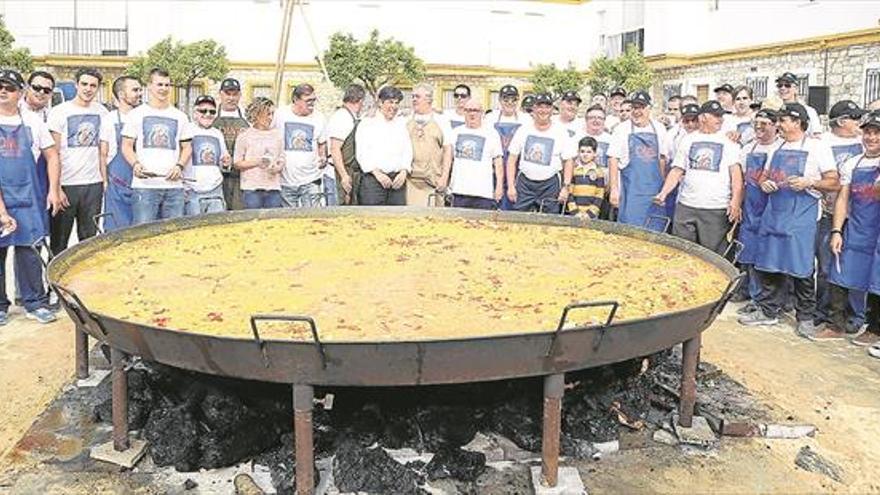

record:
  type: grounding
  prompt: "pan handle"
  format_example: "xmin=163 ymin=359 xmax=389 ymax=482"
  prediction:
xmin=538 ymin=198 xmax=565 ymax=216
xmin=30 ymin=238 xmax=54 ymax=269
xmin=51 ymin=283 xmax=108 ymax=339
xmin=703 ymin=272 xmax=746 ymax=325
xmin=250 ymin=314 xmax=325 ymax=369
xmin=723 ymin=239 xmax=744 ymax=264
xmin=92 ymin=213 xmax=114 ymax=235
xmin=427 ymin=192 xmax=450 ymax=208
xmin=548 ymin=300 xmax=619 ymax=357
xmin=644 ymin=214 xmax=671 ymax=232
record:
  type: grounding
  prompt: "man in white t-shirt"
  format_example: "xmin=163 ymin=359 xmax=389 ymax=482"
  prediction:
xmin=775 ymin=72 xmax=822 ymax=136
xmin=121 ymin=68 xmax=193 ymax=225
xmin=506 ymin=93 xmax=575 ymax=213
xmin=47 ymin=67 xmax=109 ymax=255
xmin=326 ymin=84 xmax=365 ymax=205
xmin=21 ymin=71 xmax=54 ymax=123
xmin=486 ymin=84 xmax=531 ymax=211
xmin=654 ymin=101 xmax=743 ymax=254
xmin=552 ymin=91 xmax=583 ymax=139
xmin=437 ymin=98 xmax=503 ymax=209
xmin=184 ymin=95 xmax=230 ymax=215
xmin=0 ymin=69 xmax=63 ymax=324
xmin=605 ymin=87 xmax=626 ymax=132
xmin=275 ymin=83 xmax=326 ymax=208
xmin=574 ymin=104 xmax=613 ymax=168
xmin=739 ymin=103 xmax=839 ymax=337
xmin=608 ymin=91 xmax=672 ymax=231
xmin=443 ymin=84 xmax=470 ymax=129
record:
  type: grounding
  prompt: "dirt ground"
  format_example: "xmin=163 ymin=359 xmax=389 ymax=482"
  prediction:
xmin=0 ymin=302 xmax=879 ymax=494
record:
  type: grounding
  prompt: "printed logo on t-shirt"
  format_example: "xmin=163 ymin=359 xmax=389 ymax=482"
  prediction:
xmin=142 ymin=116 xmax=178 ymax=150
xmin=284 ymin=122 xmax=315 ymax=152
xmin=596 ymin=141 xmax=609 ymax=168
xmin=66 ymin=114 xmax=100 ymax=148
xmin=745 ymin=152 xmax=768 ymax=186
xmin=455 ymin=134 xmax=486 ymax=161
xmin=192 ymin=135 xmax=221 ymax=166
xmin=523 ymin=135 xmax=554 ymax=167
xmin=850 ymin=167 xmax=880 ymax=202
xmin=566 ymin=129 xmax=576 ymax=138
xmin=0 ymin=125 xmax=30 ymax=159
xmin=831 ymin=143 xmax=864 ymax=167
xmin=687 ymin=142 xmax=723 ymax=172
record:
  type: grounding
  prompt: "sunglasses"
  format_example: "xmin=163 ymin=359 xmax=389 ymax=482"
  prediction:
xmin=776 ymin=83 xmax=793 ymax=89
xmin=0 ymin=83 xmax=19 ymax=93
xmin=30 ymin=84 xmax=53 ymax=95
xmin=453 ymin=93 xmax=469 ymax=98
xmin=196 ymin=108 xmax=217 ymax=116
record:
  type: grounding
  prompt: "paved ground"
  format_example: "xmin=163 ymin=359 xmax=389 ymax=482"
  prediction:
xmin=0 ymin=302 xmax=878 ymax=494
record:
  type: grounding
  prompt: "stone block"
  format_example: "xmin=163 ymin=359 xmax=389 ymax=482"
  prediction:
xmin=530 ymin=466 xmax=587 ymax=495
xmin=90 ymin=439 xmax=148 ymax=469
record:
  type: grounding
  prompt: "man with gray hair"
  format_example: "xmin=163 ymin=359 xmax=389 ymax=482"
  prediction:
xmin=326 ymin=84 xmax=366 ymax=205
xmin=275 ymin=83 xmax=327 ymax=207
xmin=407 ymin=82 xmax=452 ymax=206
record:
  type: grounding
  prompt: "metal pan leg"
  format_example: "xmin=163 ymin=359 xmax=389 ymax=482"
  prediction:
xmin=111 ymin=347 xmax=129 ymax=451
xmin=541 ymin=373 xmax=565 ymax=487
xmin=75 ymin=327 xmax=89 ymax=379
xmin=678 ymin=335 xmax=701 ymax=428
xmin=293 ymin=384 xmax=315 ymax=495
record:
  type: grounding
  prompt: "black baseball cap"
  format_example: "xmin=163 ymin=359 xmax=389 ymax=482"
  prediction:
xmin=754 ymin=108 xmax=778 ymax=122
xmin=713 ymin=83 xmax=734 ymax=94
xmin=779 ymin=102 xmax=809 ymax=122
xmin=680 ymin=103 xmax=699 ymax=117
xmin=521 ymin=95 xmax=536 ymax=110
xmin=629 ymin=91 xmax=651 ymax=107
xmin=220 ymin=78 xmax=241 ymax=92
xmin=194 ymin=94 xmax=216 ymax=107
xmin=0 ymin=69 xmax=25 ymax=90
xmin=560 ymin=90 xmax=582 ymax=103
xmin=749 ymin=101 xmax=763 ymax=111
xmin=829 ymin=100 xmax=867 ymax=120
xmin=499 ymin=84 xmax=518 ymax=98
xmin=699 ymin=100 xmax=725 ymax=117
xmin=533 ymin=93 xmax=554 ymax=106
xmin=860 ymin=111 xmax=880 ymax=130
xmin=776 ymin=72 xmax=799 ymax=85
xmin=609 ymin=86 xmax=627 ymax=98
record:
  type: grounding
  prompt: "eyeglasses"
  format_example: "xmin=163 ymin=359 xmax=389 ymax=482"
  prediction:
xmin=304 ymin=97 xmax=318 ymax=104
xmin=776 ymin=83 xmax=793 ymax=89
xmin=453 ymin=93 xmax=469 ymax=98
xmin=586 ymin=115 xmax=605 ymax=120
xmin=30 ymin=84 xmax=52 ymax=95
xmin=196 ymin=108 xmax=217 ymax=116
xmin=0 ymin=83 xmax=19 ymax=93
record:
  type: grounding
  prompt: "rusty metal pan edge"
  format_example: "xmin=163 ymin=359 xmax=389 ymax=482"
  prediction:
xmin=48 ymin=207 xmax=739 ymax=347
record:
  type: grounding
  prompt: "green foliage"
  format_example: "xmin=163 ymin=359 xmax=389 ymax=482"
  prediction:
xmin=0 ymin=16 xmax=33 ymax=73
xmin=127 ymin=37 xmax=229 ymax=108
xmin=585 ymin=45 xmax=654 ymax=95
xmin=324 ymin=30 xmax=425 ymax=98
xmin=529 ymin=63 xmax=585 ymax=98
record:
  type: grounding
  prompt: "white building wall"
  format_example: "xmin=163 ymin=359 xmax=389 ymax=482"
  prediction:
xmin=0 ymin=0 xmax=599 ymax=69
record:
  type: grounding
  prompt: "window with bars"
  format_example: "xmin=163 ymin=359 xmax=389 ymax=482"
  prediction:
xmin=251 ymin=85 xmax=273 ymax=102
xmin=489 ymin=91 xmax=500 ymax=110
xmin=865 ymin=68 xmax=880 ymax=107
xmin=796 ymin=74 xmax=810 ymax=99
xmin=746 ymin=76 xmax=768 ymax=100
xmin=442 ymin=89 xmax=456 ymax=110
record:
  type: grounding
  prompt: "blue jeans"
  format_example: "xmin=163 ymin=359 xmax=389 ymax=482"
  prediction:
xmin=0 ymin=246 xmax=48 ymax=312
xmin=323 ymin=175 xmax=339 ymax=206
xmin=132 ymin=188 xmax=185 ymax=225
xmin=242 ymin=190 xmax=283 ymax=209
xmin=281 ymin=182 xmax=322 ymax=208
xmin=184 ymin=185 xmax=226 ymax=216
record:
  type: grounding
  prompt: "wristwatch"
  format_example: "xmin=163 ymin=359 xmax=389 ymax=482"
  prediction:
xmin=175 ymin=163 xmax=185 ymax=171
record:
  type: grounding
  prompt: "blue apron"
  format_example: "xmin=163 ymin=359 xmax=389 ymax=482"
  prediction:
xmin=0 ymin=117 xmax=49 ymax=247
xmin=619 ymin=122 xmax=666 ymax=231
xmin=756 ymin=142 xmax=817 ymax=278
xmin=103 ymin=111 xmax=133 ymax=231
xmin=736 ymin=121 xmax=755 ymax=146
xmin=494 ymin=114 xmax=523 ymax=211
xmin=830 ymin=157 xmax=880 ymax=291
xmin=738 ymin=144 xmax=769 ymax=265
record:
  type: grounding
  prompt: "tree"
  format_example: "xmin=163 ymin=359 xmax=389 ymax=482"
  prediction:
xmin=585 ymin=45 xmax=654 ymax=96
xmin=324 ymin=30 xmax=425 ymax=98
xmin=529 ymin=63 xmax=585 ymax=98
xmin=0 ymin=16 xmax=33 ymax=73
xmin=128 ymin=37 xmax=229 ymax=110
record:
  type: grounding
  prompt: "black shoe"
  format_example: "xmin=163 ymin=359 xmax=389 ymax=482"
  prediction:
xmin=728 ymin=292 xmax=748 ymax=303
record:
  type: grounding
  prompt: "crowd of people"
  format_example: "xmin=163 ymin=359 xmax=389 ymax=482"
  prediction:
xmin=0 ymin=64 xmax=879 ymax=360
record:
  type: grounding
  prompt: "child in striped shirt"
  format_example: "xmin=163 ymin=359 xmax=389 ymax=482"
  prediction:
xmin=567 ymin=136 xmax=607 ymax=218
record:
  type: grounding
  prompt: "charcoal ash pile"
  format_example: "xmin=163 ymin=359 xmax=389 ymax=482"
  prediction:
xmin=90 ymin=348 xmax=765 ymax=494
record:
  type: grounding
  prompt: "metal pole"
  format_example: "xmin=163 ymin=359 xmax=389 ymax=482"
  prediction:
xmin=293 ymin=384 xmax=315 ymax=495
xmin=298 ymin=2 xmax=330 ymax=82
xmin=75 ymin=328 xmax=89 ymax=380
xmin=273 ymin=0 xmax=296 ymax=105
xmin=679 ymin=335 xmax=701 ymax=428
xmin=111 ymin=347 xmax=129 ymax=451
xmin=541 ymin=373 xmax=565 ymax=487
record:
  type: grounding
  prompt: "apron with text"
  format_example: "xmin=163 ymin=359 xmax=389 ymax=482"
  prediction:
xmin=737 ymin=145 xmax=769 ymax=265
xmin=830 ymin=158 xmax=880 ymax=291
xmin=619 ymin=122 xmax=665 ymax=232
xmin=0 ymin=119 xmax=48 ymax=247
xmin=103 ymin=111 xmax=133 ymax=232
xmin=494 ymin=114 xmax=523 ymax=211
